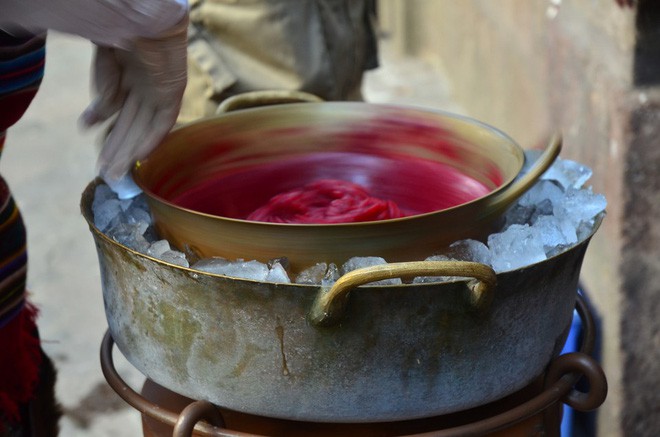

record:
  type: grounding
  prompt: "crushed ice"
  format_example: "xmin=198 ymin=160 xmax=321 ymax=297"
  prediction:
xmin=92 ymin=151 xmax=606 ymax=284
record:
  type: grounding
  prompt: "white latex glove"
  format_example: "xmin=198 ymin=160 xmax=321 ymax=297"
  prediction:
xmin=81 ymin=16 xmax=188 ymax=186
xmin=1 ymin=0 xmax=187 ymax=49
xmin=2 ymin=0 xmax=188 ymax=196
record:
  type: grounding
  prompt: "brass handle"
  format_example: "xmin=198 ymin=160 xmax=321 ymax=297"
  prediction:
xmin=308 ymin=261 xmax=497 ymax=327
xmin=483 ymin=133 xmax=562 ymax=215
xmin=216 ymin=90 xmax=323 ymax=114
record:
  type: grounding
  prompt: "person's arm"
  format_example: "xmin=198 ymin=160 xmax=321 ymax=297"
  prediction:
xmin=1 ymin=0 xmax=186 ymax=48
xmin=1 ymin=0 xmax=188 ymax=194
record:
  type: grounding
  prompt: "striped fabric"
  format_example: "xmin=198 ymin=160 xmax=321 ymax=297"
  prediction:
xmin=0 ymin=30 xmax=47 ymax=428
xmin=0 ymin=41 xmax=45 ymax=94
xmin=0 ymin=176 xmax=28 ymax=329
xmin=0 ymin=30 xmax=45 ymax=327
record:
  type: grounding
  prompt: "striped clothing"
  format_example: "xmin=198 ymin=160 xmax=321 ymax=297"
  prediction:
xmin=0 ymin=30 xmax=46 ymax=429
xmin=0 ymin=32 xmax=46 ymax=149
xmin=0 ymin=180 xmax=28 ymax=329
xmin=0 ymin=30 xmax=45 ymax=328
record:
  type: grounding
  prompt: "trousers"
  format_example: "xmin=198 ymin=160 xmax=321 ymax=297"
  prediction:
xmin=178 ymin=0 xmax=378 ymax=123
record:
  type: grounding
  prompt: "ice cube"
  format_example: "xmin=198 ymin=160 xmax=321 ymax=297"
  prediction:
xmin=533 ymin=215 xmax=578 ymax=254
xmin=130 ymin=194 xmax=151 ymax=212
xmin=341 ymin=257 xmax=402 ymax=286
xmin=447 ymin=239 xmax=492 ymax=265
xmin=158 ymin=250 xmax=190 ymax=268
xmin=266 ymin=262 xmax=291 ymax=284
xmin=413 ymin=254 xmax=455 ymax=283
xmin=119 ymin=198 xmax=133 ymax=212
xmin=236 ymin=261 xmax=268 ymax=280
xmin=295 ymin=263 xmax=328 ymax=285
xmin=193 ymin=259 xmax=269 ymax=281
xmin=542 ymin=158 xmax=593 ymax=190
xmin=503 ymin=203 xmax=536 ymax=228
xmin=521 ymin=152 xmax=592 ymax=189
xmin=192 ymin=257 xmax=231 ymax=273
xmin=109 ymin=222 xmax=150 ymax=252
xmin=576 ymin=218 xmax=599 ymax=241
xmin=531 ymin=198 xmax=554 ymax=220
xmin=147 ymin=240 xmax=171 ymax=258
xmin=93 ymin=197 xmax=122 ymax=232
xmin=504 ymin=180 xmax=561 ymax=228
xmin=321 ymin=263 xmax=340 ymax=287
xmin=341 ymin=256 xmax=389 ymax=273
xmin=487 ymin=224 xmax=547 ymax=272
xmin=518 ymin=180 xmax=564 ymax=208
xmin=229 ymin=260 xmax=270 ymax=281
xmin=124 ymin=200 xmax=152 ymax=225
xmin=553 ymin=187 xmax=607 ymax=228
xmin=93 ymin=184 xmax=116 ymax=205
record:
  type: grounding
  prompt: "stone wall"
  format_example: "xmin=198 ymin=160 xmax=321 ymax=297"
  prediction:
xmin=376 ymin=0 xmax=660 ymax=435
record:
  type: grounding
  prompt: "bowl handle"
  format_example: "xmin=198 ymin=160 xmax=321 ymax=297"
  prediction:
xmin=308 ymin=261 xmax=497 ymax=327
xmin=216 ymin=90 xmax=323 ymax=114
xmin=484 ymin=132 xmax=563 ymax=214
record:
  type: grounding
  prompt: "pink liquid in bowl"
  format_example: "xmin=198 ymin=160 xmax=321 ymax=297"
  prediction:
xmin=171 ymin=151 xmax=494 ymax=224
xmin=246 ymin=179 xmax=406 ymax=224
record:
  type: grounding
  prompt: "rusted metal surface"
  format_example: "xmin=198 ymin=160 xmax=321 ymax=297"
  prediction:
xmin=84 ymin=180 xmax=600 ymax=422
xmin=102 ymin=296 xmax=606 ymax=436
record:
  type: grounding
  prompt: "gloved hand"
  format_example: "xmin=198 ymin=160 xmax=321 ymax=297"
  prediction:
xmin=82 ymin=16 xmax=188 ymax=188
xmin=2 ymin=0 xmax=189 ymax=196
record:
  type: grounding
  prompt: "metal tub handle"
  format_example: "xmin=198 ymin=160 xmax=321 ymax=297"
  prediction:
xmin=216 ymin=90 xmax=323 ymax=114
xmin=308 ymin=260 xmax=497 ymax=327
xmin=481 ymin=133 xmax=562 ymax=216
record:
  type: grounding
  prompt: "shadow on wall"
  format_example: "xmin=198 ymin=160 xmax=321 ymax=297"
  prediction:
xmin=634 ymin=0 xmax=660 ymax=85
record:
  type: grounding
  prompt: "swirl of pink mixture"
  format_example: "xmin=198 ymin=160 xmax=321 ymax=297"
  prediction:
xmin=246 ymin=179 xmax=406 ymax=224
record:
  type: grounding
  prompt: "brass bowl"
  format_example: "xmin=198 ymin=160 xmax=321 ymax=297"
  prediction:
xmin=133 ymin=102 xmax=559 ymax=273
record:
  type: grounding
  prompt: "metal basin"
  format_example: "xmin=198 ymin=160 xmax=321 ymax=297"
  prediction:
xmin=81 ymin=180 xmax=599 ymax=423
